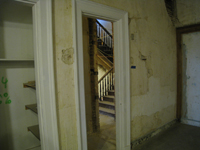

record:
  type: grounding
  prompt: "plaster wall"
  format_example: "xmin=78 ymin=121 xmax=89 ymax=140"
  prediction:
xmin=52 ymin=0 xmax=177 ymax=149
xmin=181 ymin=32 xmax=200 ymax=127
xmin=52 ymin=0 xmax=78 ymax=149
xmin=176 ymin=0 xmax=200 ymax=27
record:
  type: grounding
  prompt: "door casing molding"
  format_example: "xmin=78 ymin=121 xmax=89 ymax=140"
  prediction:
xmin=72 ymin=0 xmax=131 ymax=150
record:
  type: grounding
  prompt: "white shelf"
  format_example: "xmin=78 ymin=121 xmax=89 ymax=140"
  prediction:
xmin=0 ymin=59 xmax=34 ymax=62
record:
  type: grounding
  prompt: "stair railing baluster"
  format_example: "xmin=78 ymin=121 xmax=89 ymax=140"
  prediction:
xmin=98 ymin=68 xmax=113 ymax=101
xmin=100 ymin=81 xmax=101 ymax=100
xmin=104 ymin=78 xmax=106 ymax=96
xmin=102 ymin=80 xmax=104 ymax=97
xmin=111 ymin=70 xmax=113 ymax=89
xmin=109 ymin=72 xmax=111 ymax=90
xmin=107 ymin=75 xmax=109 ymax=92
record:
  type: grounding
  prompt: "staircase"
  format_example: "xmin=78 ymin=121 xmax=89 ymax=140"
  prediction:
xmin=98 ymin=68 xmax=115 ymax=118
xmin=96 ymin=20 xmax=115 ymax=118
xmin=96 ymin=20 xmax=113 ymax=63
xmin=99 ymin=89 xmax=115 ymax=118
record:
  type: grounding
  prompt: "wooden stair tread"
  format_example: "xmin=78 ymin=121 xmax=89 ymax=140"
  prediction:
xmin=104 ymin=95 xmax=115 ymax=99
xmin=28 ymin=125 xmax=40 ymax=140
xmin=99 ymin=101 xmax=114 ymax=106
xmin=99 ymin=107 xmax=115 ymax=114
xmin=109 ymin=90 xmax=115 ymax=92
xmin=25 ymin=104 xmax=37 ymax=114
xmin=23 ymin=81 xmax=36 ymax=89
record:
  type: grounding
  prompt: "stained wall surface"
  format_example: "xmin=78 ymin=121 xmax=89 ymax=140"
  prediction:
xmin=52 ymin=0 xmax=177 ymax=149
xmin=90 ymin=0 xmax=177 ymax=141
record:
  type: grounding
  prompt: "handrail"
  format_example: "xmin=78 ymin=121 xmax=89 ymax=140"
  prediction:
xmin=98 ymin=67 xmax=113 ymax=83
xmin=98 ymin=67 xmax=114 ymax=100
xmin=96 ymin=20 xmax=112 ymax=38
xmin=96 ymin=20 xmax=113 ymax=60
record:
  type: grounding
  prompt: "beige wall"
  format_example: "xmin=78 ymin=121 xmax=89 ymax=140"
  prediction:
xmin=52 ymin=0 xmax=78 ymax=149
xmin=52 ymin=0 xmax=177 ymax=149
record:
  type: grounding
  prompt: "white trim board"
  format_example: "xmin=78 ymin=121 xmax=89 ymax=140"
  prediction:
xmin=73 ymin=0 xmax=131 ymax=150
xmin=14 ymin=0 xmax=60 ymax=150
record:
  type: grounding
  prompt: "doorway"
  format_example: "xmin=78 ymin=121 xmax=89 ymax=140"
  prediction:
xmin=177 ymin=24 xmax=200 ymax=127
xmin=73 ymin=1 xmax=131 ymax=150
xmin=82 ymin=17 xmax=116 ymax=150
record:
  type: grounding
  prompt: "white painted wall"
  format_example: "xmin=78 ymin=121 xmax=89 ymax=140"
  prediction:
xmin=0 ymin=2 xmax=40 ymax=150
xmin=182 ymin=32 xmax=200 ymax=127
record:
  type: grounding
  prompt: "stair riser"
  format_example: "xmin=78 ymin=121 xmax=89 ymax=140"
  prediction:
xmin=99 ymin=103 xmax=115 ymax=110
xmin=108 ymin=91 xmax=114 ymax=96
xmin=103 ymin=97 xmax=114 ymax=102
xmin=99 ymin=110 xmax=115 ymax=118
xmin=112 ymin=85 xmax=114 ymax=90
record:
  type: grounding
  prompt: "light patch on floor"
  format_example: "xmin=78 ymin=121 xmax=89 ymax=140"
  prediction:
xmin=87 ymin=114 xmax=116 ymax=150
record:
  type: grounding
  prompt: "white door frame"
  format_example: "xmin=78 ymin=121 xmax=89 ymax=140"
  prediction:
xmin=73 ymin=0 xmax=131 ymax=150
xmin=15 ymin=0 xmax=60 ymax=150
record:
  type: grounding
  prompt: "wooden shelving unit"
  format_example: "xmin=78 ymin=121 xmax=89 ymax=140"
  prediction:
xmin=0 ymin=59 xmax=34 ymax=61
xmin=25 ymin=104 xmax=38 ymax=114
xmin=27 ymin=125 xmax=40 ymax=140
xmin=24 ymin=81 xmax=40 ymax=141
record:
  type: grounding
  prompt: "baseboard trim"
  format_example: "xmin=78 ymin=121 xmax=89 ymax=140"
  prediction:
xmin=131 ymin=119 xmax=177 ymax=149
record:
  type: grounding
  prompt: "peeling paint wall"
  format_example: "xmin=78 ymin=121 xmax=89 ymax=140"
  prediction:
xmin=52 ymin=0 xmax=177 ymax=149
xmin=176 ymin=0 xmax=200 ymax=27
